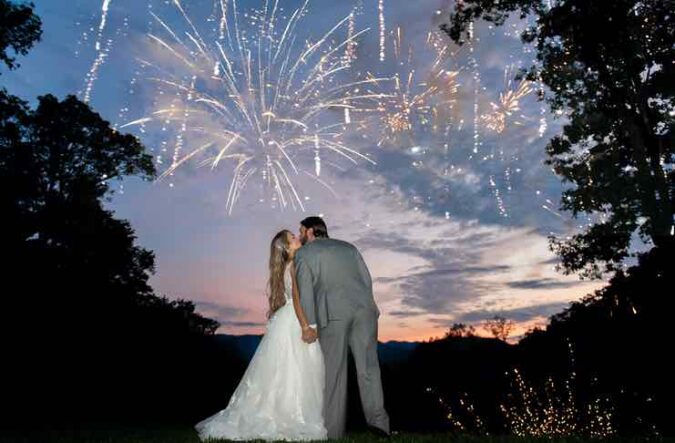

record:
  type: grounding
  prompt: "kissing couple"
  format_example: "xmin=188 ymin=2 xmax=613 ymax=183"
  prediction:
xmin=196 ymin=216 xmax=391 ymax=441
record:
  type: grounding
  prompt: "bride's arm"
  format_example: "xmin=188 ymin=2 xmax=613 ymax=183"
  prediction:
xmin=290 ymin=262 xmax=311 ymax=330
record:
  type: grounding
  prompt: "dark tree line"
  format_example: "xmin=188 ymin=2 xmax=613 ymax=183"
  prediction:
xmin=376 ymin=242 xmax=674 ymax=436
xmin=0 ymin=0 xmax=40 ymax=71
xmin=374 ymin=2 xmax=675 ymax=435
xmin=0 ymin=0 xmax=245 ymax=428
xmin=443 ymin=0 xmax=674 ymax=279
xmin=368 ymin=1 xmax=675 ymax=435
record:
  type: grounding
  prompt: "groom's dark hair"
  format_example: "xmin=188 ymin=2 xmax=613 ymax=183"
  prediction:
xmin=301 ymin=216 xmax=329 ymax=238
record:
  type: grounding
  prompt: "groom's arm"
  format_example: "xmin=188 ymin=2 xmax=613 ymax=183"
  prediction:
xmin=354 ymin=247 xmax=373 ymax=293
xmin=294 ymin=249 xmax=317 ymax=326
xmin=354 ymin=246 xmax=380 ymax=315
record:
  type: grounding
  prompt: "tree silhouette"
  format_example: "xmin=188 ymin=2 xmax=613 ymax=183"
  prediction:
xmin=483 ymin=315 xmax=514 ymax=341
xmin=445 ymin=323 xmax=476 ymax=338
xmin=1 ymin=92 xmax=156 ymax=292
xmin=0 ymin=4 xmax=245 ymax=426
xmin=0 ymin=90 xmax=247 ymax=426
xmin=518 ymin=241 xmax=674 ymax=435
xmin=0 ymin=0 xmax=41 ymax=71
xmin=2 ymin=93 xmax=155 ymax=245
xmin=443 ymin=0 xmax=674 ymax=278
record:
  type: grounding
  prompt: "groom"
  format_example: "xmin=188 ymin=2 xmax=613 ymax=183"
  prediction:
xmin=294 ymin=216 xmax=390 ymax=439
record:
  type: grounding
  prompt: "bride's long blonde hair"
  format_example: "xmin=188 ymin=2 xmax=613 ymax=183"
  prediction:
xmin=267 ymin=230 xmax=291 ymax=318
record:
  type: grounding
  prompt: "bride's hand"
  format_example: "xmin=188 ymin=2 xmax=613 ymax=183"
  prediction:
xmin=301 ymin=325 xmax=317 ymax=343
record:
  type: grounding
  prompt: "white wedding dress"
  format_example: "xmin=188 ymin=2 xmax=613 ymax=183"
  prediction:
xmin=195 ymin=263 xmax=327 ymax=441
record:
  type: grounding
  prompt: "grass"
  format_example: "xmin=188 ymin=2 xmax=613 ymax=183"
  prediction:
xmin=0 ymin=426 xmax=673 ymax=443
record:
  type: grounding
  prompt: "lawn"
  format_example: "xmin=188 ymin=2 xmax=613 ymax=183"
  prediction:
xmin=0 ymin=425 xmax=672 ymax=443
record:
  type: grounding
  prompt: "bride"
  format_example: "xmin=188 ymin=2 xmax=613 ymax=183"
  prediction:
xmin=195 ymin=230 xmax=327 ymax=441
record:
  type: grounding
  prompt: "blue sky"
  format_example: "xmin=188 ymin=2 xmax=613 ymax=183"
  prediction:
xmin=4 ymin=0 xmax=607 ymax=341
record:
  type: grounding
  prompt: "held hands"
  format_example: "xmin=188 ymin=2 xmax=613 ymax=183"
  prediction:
xmin=301 ymin=325 xmax=318 ymax=344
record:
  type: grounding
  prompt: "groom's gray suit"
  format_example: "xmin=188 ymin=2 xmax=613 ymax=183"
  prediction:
xmin=295 ymin=237 xmax=390 ymax=439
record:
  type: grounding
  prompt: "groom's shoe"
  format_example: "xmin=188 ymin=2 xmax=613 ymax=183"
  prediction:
xmin=366 ymin=425 xmax=391 ymax=439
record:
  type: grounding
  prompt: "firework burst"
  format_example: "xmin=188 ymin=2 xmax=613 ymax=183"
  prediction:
xmin=367 ymin=27 xmax=461 ymax=147
xmin=123 ymin=0 xmax=384 ymax=214
xmin=481 ymin=66 xmax=534 ymax=134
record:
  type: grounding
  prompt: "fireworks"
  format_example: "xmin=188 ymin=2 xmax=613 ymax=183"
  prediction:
xmin=537 ymin=74 xmax=548 ymax=137
xmin=378 ymin=0 xmax=386 ymax=62
xmin=468 ymin=21 xmax=481 ymax=157
xmin=435 ymin=369 xmax=615 ymax=438
xmin=122 ymin=0 xmax=384 ymax=214
xmin=344 ymin=11 xmax=357 ymax=65
xmin=369 ymin=27 xmax=461 ymax=146
xmin=82 ymin=0 xmax=114 ymax=103
xmin=500 ymin=367 xmax=615 ymax=438
xmin=73 ymin=0 xmax=560 ymax=219
xmin=481 ymin=67 xmax=534 ymax=134
xmin=427 ymin=341 xmax=618 ymax=438
xmin=499 ymin=343 xmax=615 ymax=438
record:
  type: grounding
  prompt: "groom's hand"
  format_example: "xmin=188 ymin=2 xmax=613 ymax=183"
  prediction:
xmin=302 ymin=326 xmax=318 ymax=343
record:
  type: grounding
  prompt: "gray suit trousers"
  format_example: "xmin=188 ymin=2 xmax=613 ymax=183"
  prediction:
xmin=318 ymin=306 xmax=390 ymax=439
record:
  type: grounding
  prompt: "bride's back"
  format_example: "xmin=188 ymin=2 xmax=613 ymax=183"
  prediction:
xmin=283 ymin=263 xmax=293 ymax=302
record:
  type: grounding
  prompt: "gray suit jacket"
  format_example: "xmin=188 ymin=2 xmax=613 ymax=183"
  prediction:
xmin=294 ymin=238 xmax=380 ymax=329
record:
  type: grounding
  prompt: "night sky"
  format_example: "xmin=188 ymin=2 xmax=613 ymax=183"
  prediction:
xmin=4 ymin=0 xmax=608 ymax=341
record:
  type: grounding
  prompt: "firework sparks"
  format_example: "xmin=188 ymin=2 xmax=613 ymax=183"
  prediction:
xmin=537 ymin=72 xmax=548 ymax=137
xmin=124 ymin=0 xmax=382 ymax=214
xmin=481 ymin=66 xmax=534 ymax=133
xmin=82 ymin=0 xmax=114 ymax=102
xmin=500 ymin=367 xmax=615 ymax=438
xmin=345 ymin=11 xmax=357 ymax=65
xmin=434 ymin=346 xmax=616 ymax=438
xmin=468 ymin=21 xmax=481 ymax=157
xmin=378 ymin=0 xmax=386 ymax=62
xmin=368 ymin=27 xmax=461 ymax=146
xmin=488 ymin=175 xmax=508 ymax=217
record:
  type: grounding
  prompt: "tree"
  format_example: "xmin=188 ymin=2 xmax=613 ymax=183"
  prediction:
xmin=0 ymin=91 xmax=157 ymax=320
xmin=1 ymin=93 xmax=155 ymax=248
xmin=0 ymin=0 xmax=41 ymax=71
xmin=445 ymin=323 xmax=476 ymax=338
xmin=443 ymin=0 xmax=674 ymax=278
xmin=517 ymin=241 xmax=675 ymax=434
xmin=0 ymin=92 xmax=225 ymax=339
xmin=0 ymin=5 xmax=241 ymax=425
xmin=483 ymin=315 xmax=514 ymax=341
xmin=0 ymin=92 xmax=230 ymax=425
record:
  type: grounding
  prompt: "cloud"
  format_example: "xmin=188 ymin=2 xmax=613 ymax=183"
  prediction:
xmin=376 ymin=265 xmax=512 ymax=284
xmin=195 ymin=301 xmax=267 ymax=328
xmin=388 ymin=310 xmax=427 ymax=318
xmin=506 ymin=278 xmax=582 ymax=290
xmin=313 ymin=176 xmax=606 ymax=340
xmin=195 ymin=301 xmax=249 ymax=323
xmin=450 ymin=301 xmax=572 ymax=324
xmin=218 ymin=320 xmax=267 ymax=328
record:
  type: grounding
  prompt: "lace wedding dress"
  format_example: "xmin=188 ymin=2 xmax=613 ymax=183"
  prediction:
xmin=195 ymin=263 xmax=327 ymax=441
